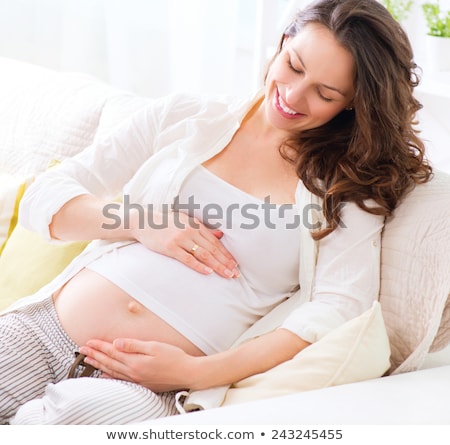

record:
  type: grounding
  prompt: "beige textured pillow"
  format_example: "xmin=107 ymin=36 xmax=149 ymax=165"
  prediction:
xmin=222 ymin=302 xmax=390 ymax=406
xmin=380 ymin=170 xmax=450 ymax=374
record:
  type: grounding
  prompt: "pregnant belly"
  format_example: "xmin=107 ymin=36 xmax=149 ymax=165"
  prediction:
xmin=53 ymin=268 xmax=205 ymax=356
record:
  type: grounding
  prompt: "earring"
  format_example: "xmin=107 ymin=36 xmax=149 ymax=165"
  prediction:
xmin=346 ymin=107 xmax=353 ymax=111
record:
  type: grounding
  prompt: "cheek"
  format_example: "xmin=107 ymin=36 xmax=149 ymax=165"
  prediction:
xmin=311 ymin=101 xmax=344 ymax=122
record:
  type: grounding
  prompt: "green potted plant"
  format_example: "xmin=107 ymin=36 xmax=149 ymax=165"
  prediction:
xmin=380 ymin=0 xmax=414 ymax=22
xmin=422 ymin=2 xmax=450 ymax=71
xmin=422 ymin=2 xmax=450 ymax=36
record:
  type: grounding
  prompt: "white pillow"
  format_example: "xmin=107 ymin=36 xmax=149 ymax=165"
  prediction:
xmin=222 ymin=301 xmax=390 ymax=406
xmin=0 ymin=57 xmax=144 ymax=177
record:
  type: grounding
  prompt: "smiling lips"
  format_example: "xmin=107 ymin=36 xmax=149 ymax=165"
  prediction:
xmin=275 ymin=90 xmax=305 ymax=119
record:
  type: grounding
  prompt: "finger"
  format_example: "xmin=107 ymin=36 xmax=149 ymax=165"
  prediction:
xmin=181 ymin=216 xmax=233 ymax=264
xmin=83 ymin=339 xmax=117 ymax=356
xmin=176 ymin=248 xmax=215 ymax=275
xmin=80 ymin=345 xmax=133 ymax=381
xmin=166 ymin=215 xmax=239 ymax=277
xmin=199 ymin=228 xmax=237 ymax=266
xmin=180 ymin=245 xmax=237 ymax=278
xmin=196 ymin=231 xmax=240 ymax=276
xmin=188 ymin=241 xmax=239 ymax=278
xmin=211 ymin=229 xmax=223 ymax=239
xmin=81 ymin=339 xmax=115 ymax=360
xmin=81 ymin=341 xmax=130 ymax=370
xmin=112 ymin=338 xmax=155 ymax=354
xmin=80 ymin=341 xmax=124 ymax=365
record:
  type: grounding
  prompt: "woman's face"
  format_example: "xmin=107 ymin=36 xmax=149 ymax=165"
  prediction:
xmin=264 ymin=22 xmax=355 ymax=137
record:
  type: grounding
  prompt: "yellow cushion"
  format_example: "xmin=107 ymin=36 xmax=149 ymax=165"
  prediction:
xmin=222 ymin=301 xmax=391 ymax=406
xmin=0 ymin=173 xmax=30 ymax=254
xmin=0 ymin=224 xmax=88 ymax=311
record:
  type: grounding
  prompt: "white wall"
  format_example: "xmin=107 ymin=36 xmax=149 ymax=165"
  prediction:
xmin=0 ymin=0 xmax=447 ymax=95
xmin=0 ymin=0 xmax=448 ymax=170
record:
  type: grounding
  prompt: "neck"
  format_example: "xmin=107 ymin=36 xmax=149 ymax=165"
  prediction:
xmin=242 ymin=97 xmax=290 ymax=147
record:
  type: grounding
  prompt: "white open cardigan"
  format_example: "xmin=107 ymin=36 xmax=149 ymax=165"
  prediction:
xmin=11 ymin=91 xmax=323 ymax=329
xmin=6 ymin=91 xmax=383 ymax=409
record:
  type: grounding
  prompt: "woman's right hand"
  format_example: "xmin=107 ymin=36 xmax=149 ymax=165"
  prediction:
xmin=49 ymin=194 xmax=239 ymax=279
xmin=129 ymin=208 xmax=239 ymax=279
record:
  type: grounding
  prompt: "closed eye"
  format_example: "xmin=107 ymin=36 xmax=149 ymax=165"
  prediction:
xmin=287 ymin=54 xmax=336 ymax=102
xmin=287 ymin=58 xmax=303 ymax=74
xmin=317 ymin=89 xmax=333 ymax=102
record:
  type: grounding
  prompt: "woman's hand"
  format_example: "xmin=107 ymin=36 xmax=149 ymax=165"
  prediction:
xmin=129 ymin=209 xmax=239 ymax=279
xmin=80 ymin=329 xmax=309 ymax=392
xmin=80 ymin=339 xmax=200 ymax=392
xmin=50 ymin=194 xmax=239 ymax=279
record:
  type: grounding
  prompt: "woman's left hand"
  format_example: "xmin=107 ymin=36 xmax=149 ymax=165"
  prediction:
xmin=79 ymin=339 xmax=198 ymax=392
xmin=80 ymin=329 xmax=309 ymax=393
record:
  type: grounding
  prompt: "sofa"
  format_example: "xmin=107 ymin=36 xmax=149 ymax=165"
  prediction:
xmin=1 ymin=56 xmax=449 ymax=424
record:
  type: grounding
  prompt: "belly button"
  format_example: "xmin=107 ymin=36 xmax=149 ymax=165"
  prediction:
xmin=127 ymin=300 xmax=141 ymax=314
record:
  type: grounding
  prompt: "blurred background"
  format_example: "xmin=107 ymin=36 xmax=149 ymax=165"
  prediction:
xmin=0 ymin=0 xmax=446 ymax=98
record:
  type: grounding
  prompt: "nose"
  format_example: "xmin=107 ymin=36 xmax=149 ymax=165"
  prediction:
xmin=284 ymin=78 xmax=308 ymax=107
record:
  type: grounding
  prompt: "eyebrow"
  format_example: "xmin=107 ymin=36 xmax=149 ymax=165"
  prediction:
xmin=291 ymin=49 xmax=347 ymax=97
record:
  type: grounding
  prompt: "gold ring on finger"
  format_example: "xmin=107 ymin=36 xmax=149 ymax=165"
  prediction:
xmin=190 ymin=244 xmax=199 ymax=255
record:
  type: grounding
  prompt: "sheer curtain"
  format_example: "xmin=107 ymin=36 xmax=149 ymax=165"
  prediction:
xmin=0 ymin=0 xmax=441 ymax=98
xmin=0 ymin=0 xmax=276 ymax=97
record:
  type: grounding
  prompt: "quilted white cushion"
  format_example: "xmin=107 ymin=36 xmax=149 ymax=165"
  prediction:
xmin=380 ymin=170 xmax=450 ymax=373
xmin=0 ymin=57 xmax=148 ymax=177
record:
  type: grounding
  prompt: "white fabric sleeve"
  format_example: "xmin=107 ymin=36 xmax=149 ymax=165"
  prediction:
xmin=281 ymin=202 xmax=384 ymax=343
xmin=18 ymin=103 xmax=160 ymax=241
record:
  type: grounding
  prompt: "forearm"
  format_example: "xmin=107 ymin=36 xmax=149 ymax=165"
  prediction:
xmin=49 ymin=194 xmax=138 ymax=242
xmin=189 ymin=328 xmax=310 ymax=390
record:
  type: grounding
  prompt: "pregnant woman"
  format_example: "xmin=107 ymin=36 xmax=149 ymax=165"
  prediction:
xmin=0 ymin=0 xmax=431 ymax=424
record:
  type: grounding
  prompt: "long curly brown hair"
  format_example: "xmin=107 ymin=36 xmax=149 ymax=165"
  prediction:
xmin=270 ymin=0 xmax=432 ymax=239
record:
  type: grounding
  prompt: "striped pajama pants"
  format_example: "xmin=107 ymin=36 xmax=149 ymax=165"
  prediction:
xmin=0 ymin=297 xmax=179 ymax=424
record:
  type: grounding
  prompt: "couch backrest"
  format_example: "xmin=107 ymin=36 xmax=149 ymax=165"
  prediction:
xmin=0 ymin=57 xmax=150 ymax=177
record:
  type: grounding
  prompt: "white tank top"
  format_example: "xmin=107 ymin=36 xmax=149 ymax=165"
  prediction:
xmin=87 ymin=165 xmax=301 ymax=354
